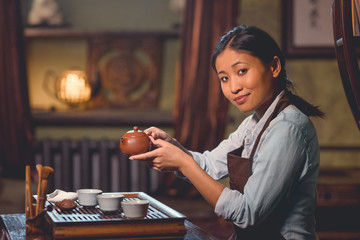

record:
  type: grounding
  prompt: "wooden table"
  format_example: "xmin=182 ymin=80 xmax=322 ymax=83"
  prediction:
xmin=0 ymin=214 xmax=219 ymax=240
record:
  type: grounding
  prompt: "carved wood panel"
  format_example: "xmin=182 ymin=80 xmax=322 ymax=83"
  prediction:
xmin=87 ymin=34 xmax=163 ymax=109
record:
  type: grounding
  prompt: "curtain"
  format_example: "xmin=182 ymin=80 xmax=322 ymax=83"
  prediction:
xmin=0 ymin=0 xmax=34 ymax=179
xmin=161 ymin=0 xmax=238 ymax=197
xmin=174 ymin=0 xmax=238 ymax=152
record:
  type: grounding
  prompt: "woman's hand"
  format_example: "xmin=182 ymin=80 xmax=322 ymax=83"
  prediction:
xmin=144 ymin=127 xmax=172 ymax=142
xmin=130 ymin=132 xmax=225 ymax=207
xmin=129 ymin=137 xmax=191 ymax=172
xmin=144 ymin=127 xmax=192 ymax=157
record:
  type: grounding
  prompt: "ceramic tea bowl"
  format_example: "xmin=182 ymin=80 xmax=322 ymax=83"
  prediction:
xmin=121 ymin=199 xmax=149 ymax=218
xmin=97 ymin=193 xmax=124 ymax=212
xmin=76 ymin=189 xmax=103 ymax=207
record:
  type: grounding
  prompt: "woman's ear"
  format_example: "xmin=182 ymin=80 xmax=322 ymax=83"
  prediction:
xmin=271 ymin=56 xmax=281 ymax=78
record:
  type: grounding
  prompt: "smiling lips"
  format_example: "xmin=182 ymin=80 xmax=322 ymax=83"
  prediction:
xmin=234 ymin=94 xmax=250 ymax=105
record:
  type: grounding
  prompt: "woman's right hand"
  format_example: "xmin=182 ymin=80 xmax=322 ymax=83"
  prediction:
xmin=144 ymin=127 xmax=172 ymax=142
xmin=144 ymin=126 xmax=192 ymax=157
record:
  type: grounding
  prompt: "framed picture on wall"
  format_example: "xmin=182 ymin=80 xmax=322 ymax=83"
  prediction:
xmin=282 ymin=0 xmax=335 ymax=58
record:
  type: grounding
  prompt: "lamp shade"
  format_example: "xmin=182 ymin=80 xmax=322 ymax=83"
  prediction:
xmin=56 ymin=70 xmax=91 ymax=106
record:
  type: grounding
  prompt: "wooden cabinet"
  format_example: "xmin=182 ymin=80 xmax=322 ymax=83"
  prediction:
xmin=316 ymin=168 xmax=360 ymax=240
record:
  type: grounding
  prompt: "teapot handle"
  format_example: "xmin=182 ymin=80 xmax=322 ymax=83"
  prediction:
xmin=42 ymin=70 xmax=59 ymax=101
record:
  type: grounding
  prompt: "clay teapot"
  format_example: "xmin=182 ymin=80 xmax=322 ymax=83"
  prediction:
xmin=120 ymin=126 xmax=151 ymax=156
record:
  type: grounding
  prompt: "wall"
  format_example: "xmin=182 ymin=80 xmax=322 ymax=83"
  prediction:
xmin=25 ymin=0 xmax=360 ymax=167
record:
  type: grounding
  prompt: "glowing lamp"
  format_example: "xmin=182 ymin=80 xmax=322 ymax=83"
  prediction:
xmin=55 ymin=70 xmax=91 ymax=107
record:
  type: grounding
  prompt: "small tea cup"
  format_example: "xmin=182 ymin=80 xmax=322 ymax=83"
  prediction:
xmin=97 ymin=193 xmax=124 ymax=212
xmin=76 ymin=189 xmax=103 ymax=207
xmin=121 ymin=199 xmax=149 ymax=218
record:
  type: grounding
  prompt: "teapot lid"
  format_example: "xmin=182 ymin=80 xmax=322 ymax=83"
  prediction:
xmin=124 ymin=126 xmax=147 ymax=137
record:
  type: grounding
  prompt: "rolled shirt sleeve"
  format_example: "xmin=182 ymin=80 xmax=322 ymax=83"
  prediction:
xmin=189 ymin=116 xmax=252 ymax=181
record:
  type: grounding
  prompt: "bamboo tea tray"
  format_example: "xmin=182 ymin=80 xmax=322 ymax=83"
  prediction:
xmin=44 ymin=192 xmax=187 ymax=239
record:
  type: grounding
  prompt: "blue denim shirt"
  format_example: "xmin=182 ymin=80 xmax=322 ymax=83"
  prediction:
xmin=190 ymin=92 xmax=319 ymax=240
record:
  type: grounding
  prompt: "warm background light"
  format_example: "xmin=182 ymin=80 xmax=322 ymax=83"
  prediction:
xmin=56 ymin=70 xmax=91 ymax=106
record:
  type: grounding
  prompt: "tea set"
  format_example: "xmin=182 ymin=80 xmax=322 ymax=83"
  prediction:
xmin=47 ymin=188 xmax=149 ymax=218
xmin=45 ymin=126 xmax=151 ymax=218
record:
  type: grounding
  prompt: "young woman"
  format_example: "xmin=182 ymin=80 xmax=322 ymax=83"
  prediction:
xmin=130 ymin=25 xmax=324 ymax=240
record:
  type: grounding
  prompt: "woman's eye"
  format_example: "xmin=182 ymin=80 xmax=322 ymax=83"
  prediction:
xmin=220 ymin=76 xmax=228 ymax=82
xmin=238 ymin=69 xmax=247 ymax=75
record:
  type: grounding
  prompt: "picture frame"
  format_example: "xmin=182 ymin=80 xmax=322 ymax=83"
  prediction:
xmin=282 ymin=0 xmax=335 ymax=58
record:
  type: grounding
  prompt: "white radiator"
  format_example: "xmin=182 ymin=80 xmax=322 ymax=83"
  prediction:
xmin=33 ymin=138 xmax=162 ymax=194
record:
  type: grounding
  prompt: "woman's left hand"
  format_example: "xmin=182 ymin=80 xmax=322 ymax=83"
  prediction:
xmin=129 ymin=137 xmax=191 ymax=172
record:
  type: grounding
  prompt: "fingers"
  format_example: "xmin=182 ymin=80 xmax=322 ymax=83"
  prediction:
xmin=144 ymin=127 xmax=172 ymax=142
xmin=144 ymin=127 xmax=157 ymax=135
xmin=129 ymin=151 xmax=153 ymax=160
xmin=129 ymin=139 xmax=170 ymax=160
xmin=148 ymin=136 xmax=156 ymax=144
xmin=129 ymin=137 xmax=180 ymax=173
xmin=144 ymin=127 xmax=162 ymax=138
xmin=150 ymin=138 xmax=171 ymax=149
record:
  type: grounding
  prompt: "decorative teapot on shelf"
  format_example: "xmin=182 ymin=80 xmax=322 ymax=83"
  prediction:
xmin=119 ymin=126 xmax=151 ymax=156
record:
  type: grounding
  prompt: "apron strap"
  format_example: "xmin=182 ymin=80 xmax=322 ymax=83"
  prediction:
xmin=249 ymin=95 xmax=291 ymax=160
xmin=226 ymin=94 xmax=291 ymax=240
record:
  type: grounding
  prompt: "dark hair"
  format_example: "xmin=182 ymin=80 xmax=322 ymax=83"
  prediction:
xmin=212 ymin=25 xmax=324 ymax=118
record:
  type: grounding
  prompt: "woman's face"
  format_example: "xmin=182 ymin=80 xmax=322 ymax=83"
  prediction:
xmin=215 ymin=48 xmax=280 ymax=118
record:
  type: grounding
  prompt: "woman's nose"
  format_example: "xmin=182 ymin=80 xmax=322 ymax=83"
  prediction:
xmin=230 ymin=78 xmax=242 ymax=94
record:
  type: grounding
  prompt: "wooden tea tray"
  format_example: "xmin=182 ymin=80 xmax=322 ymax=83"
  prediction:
xmin=44 ymin=192 xmax=187 ymax=239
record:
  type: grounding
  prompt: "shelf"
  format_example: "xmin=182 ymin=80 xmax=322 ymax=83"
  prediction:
xmin=32 ymin=109 xmax=174 ymax=127
xmin=24 ymin=28 xmax=180 ymax=39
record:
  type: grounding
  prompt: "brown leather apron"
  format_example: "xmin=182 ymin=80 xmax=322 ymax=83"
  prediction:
xmin=227 ymin=95 xmax=290 ymax=240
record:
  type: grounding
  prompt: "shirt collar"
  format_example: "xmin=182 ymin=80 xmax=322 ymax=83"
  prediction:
xmin=247 ymin=90 xmax=286 ymax=135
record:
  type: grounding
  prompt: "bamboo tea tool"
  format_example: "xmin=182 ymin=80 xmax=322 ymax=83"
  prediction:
xmin=35 ymin=164 xmax=54 ymax=215
xmin=25 ymin=165 xmax=33 ymax=218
